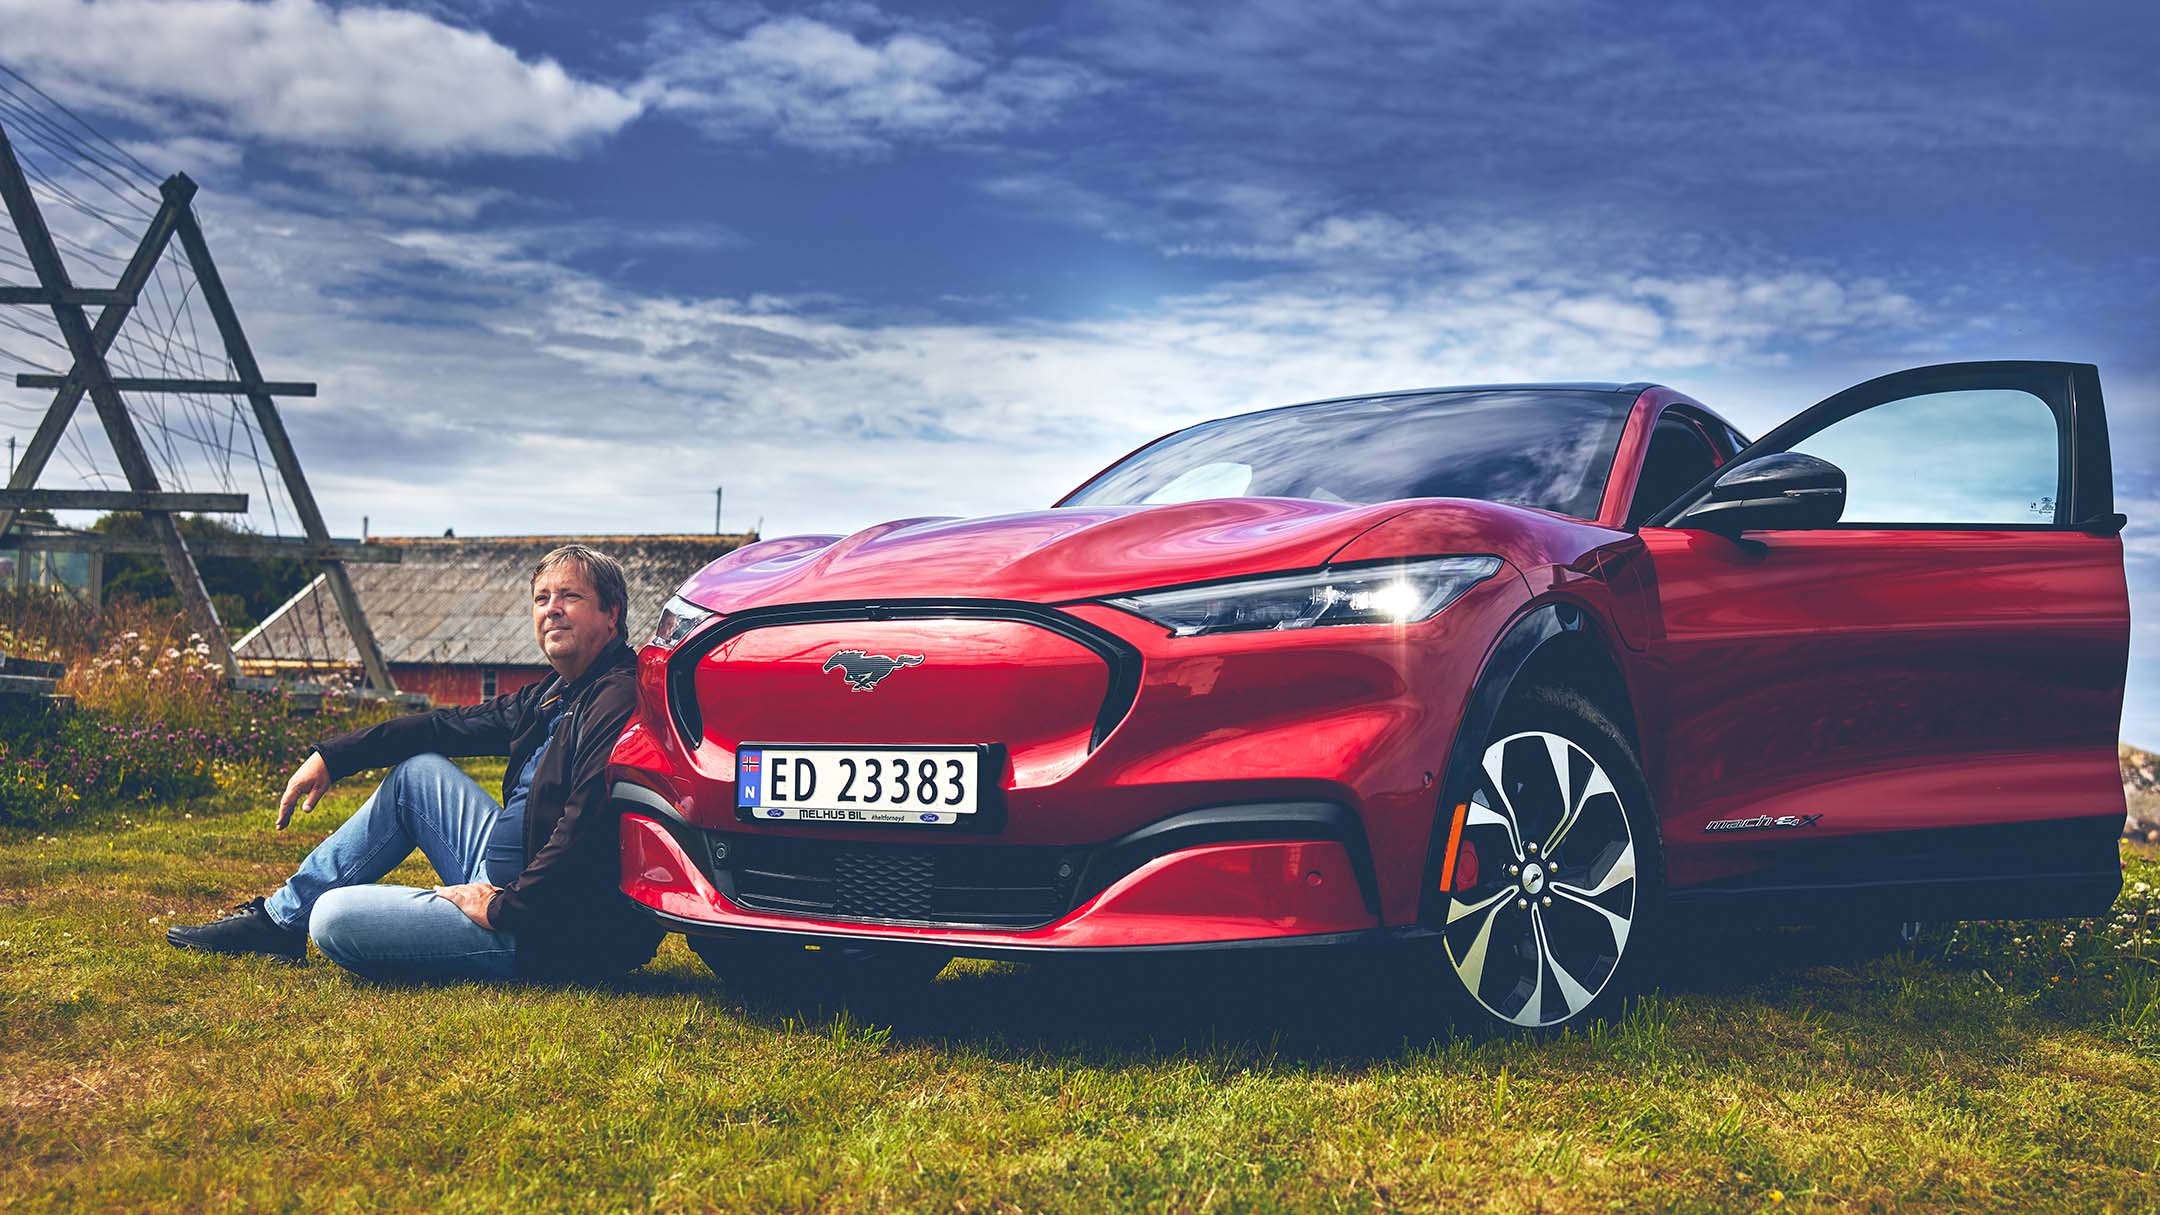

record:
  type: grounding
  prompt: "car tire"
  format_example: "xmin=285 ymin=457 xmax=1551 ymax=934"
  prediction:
xmin=687 ymin=935 xmax=951 ymax=1003
xmin=1426 ymin=682 xmax=1664 ymax=1034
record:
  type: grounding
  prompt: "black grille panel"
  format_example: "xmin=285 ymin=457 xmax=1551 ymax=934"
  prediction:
xmin=834 ymin=851 xmax=934 ymax=920
xmin=715 ymin=834 xmax=1080 ymax=928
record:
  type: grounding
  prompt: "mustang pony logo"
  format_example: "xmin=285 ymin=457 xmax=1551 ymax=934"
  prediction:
xmin=822 ymin=650 xmax=925 ymax=691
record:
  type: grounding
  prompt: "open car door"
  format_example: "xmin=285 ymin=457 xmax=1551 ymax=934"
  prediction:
xmin=1628 ymin=361 xmax=2128 ymax=923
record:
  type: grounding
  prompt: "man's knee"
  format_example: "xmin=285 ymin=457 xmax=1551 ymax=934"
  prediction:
xmin=371 ymin=753 xmax=460 ymax=819
xmin=309 ymin=886 xmax=425 ymax=969
xmin=386 ymin=753 xmax=460 ymax=788
xmin=306 ymin=886 xmax=371 ymax=967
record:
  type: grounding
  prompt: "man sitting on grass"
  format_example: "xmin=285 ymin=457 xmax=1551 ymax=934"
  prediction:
xmin=167 ymin=544 xmax=662 ymax=981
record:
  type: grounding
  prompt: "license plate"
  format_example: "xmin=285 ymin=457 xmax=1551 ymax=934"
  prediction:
xmin=736 ymin=744 xmax=983 ymax=825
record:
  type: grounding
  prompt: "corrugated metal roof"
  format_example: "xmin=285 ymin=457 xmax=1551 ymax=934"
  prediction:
xmin=234 ymin=534 xmax=756 ymax=667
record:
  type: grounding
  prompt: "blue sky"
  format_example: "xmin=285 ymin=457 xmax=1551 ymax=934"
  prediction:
xmin=0 ymin=0 xmax=2155 ymax=742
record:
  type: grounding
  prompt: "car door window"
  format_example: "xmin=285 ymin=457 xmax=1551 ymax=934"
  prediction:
xmin=1629 ymin=416 xmax=1722 ymax=528
xmin=1790 ymin=389 xmax=2061 ymax=525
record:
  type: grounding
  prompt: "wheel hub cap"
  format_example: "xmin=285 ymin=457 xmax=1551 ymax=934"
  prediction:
xmin=1519 ymin=863 xmax=1546 ymax=895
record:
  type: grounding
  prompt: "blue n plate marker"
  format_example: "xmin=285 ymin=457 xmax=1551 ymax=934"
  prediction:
xmin=737 ymin=749 xmax=763 ymax=807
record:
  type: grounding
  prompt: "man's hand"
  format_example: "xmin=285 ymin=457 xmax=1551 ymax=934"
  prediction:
xmin=434 ymin=882 xmax=499 ymax=929
xmin=276 ymin=752 xmax=332 ymax=830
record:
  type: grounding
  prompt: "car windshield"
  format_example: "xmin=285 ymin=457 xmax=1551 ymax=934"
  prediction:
xmin=1060 ymin=389 xmax=1634 ymax=520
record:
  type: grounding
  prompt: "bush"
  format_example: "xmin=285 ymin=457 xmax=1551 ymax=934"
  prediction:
xmin=60 ymin=618 xmax=231 ymax=728
xmin=0 ymin=600 xmax=402 ymax=831
xmin=0 ymin=590 xmax=97 ymax=666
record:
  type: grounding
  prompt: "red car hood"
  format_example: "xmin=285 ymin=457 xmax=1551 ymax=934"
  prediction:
xmin=675 ymin=498 xmax=1425 ymax=611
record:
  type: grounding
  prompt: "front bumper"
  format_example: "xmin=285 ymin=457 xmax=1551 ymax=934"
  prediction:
xmin=620 ymin=804 xmax=1382 ymax=956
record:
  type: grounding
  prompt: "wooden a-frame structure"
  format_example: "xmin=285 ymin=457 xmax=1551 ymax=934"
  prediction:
xmin=0 ymin=122 xmax=396 ymax=691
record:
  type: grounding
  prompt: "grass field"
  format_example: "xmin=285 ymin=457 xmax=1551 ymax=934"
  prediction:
xmin=5 ymin=765 xmax=2159 ymax=1213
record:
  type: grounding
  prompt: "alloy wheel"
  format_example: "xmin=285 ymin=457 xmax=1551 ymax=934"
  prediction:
xmin=1441 ymin=729 xmax=1638 ymax=1027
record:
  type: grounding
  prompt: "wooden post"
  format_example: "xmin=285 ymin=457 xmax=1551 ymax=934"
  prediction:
xmin=0 ymin=131 xmax=236 ymax=676
xmin=171 ymin=185 xmax=396 ymax=694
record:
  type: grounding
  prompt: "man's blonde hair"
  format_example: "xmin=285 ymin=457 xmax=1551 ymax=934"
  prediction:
xmin=532 ymin=544 xmax=630 ymax=645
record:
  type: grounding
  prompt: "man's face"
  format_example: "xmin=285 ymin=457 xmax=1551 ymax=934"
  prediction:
xmin=531 ymin=563 xmax=618 ymax=678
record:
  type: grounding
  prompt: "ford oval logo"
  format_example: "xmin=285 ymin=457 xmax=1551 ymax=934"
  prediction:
xmin=919 ymin=812 xmax=939 ymax=823
xmin=765 ymin=808 xmax=784 ymax=818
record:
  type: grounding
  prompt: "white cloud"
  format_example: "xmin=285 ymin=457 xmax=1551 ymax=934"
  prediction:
xmin=252 ymin=155 xmax=519 ymax=222
xmin=354 ymin=210 xmax=1945 ymax=516
xmin=1632 ymin=274 xmax=1921 ymax=354
xmin=116 ymin=135 xmax=247 ymax=178
xmin=0 ymin=0 xmax=643 ymax=157
xmin=649 ymin=14 xmax=1092 ymax=152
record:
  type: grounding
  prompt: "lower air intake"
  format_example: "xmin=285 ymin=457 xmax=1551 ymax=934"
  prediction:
xmin=716 ymin=834 xmax=1079 ymax=929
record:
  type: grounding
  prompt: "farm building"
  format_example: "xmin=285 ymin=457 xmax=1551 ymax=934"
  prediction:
xmin=234 ymin=533 xmax=756 ymax=704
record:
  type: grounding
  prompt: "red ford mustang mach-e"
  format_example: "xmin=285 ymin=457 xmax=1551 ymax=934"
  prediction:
xmin=610 ymin=361 xmax=2129 ymax=1032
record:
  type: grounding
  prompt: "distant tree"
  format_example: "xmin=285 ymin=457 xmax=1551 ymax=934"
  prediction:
xmin=92 ymin=513 xmax=316 ymax=633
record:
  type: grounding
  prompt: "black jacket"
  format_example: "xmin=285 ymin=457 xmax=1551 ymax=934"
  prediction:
xmin=313 ymin=641 xmax=662 ymax=976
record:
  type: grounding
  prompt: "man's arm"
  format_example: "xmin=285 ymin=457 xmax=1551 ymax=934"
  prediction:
xmin=310 ymin=684 xmax=537 ymax=785
xmin=276 ymin=685 xmax=539 ymax=830
xmin=484 ymin=680 xmax=636 ymax=932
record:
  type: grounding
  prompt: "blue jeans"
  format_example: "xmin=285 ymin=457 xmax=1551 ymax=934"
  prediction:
xmin=264 ymin=754 xmax=520 ymax=980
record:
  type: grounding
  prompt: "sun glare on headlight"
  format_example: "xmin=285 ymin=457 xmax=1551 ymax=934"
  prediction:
xmin=1348 ymin=580 xmax=1422 ymax=620
xmin=1105 ymin=556 xmax=1502 ymax=637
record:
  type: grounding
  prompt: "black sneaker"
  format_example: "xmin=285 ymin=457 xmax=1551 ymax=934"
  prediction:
xmin=166 ymin=896 xmax=307 ymax=963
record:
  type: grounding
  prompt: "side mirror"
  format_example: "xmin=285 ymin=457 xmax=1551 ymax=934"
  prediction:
xmin=1675 ymin=452 xmax=1846 ymax=535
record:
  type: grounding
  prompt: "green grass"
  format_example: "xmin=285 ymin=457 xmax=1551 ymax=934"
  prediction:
xmin=5 ymin=773 xmax=2160 ymax=1213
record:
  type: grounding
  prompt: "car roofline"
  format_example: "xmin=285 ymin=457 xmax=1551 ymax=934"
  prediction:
xmin=1277 ymin=382 xmax=1653 ymax=409
xmin=1054 ymin=382 xmax=1669 ymax=509
xmin=1195 ymin=383 xmax=1660 ymax=430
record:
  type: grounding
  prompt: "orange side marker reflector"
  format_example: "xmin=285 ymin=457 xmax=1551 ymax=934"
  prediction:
xmin=1438 ymin=801 xmax=1470 ymax=892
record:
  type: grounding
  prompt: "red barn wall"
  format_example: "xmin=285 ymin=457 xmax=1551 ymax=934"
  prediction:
xmin=390 ymin=664 xmax=550 ymax=706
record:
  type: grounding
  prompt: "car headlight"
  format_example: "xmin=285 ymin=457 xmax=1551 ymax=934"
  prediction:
xmin=1104 ymin=556 xmax=1503 ymax=637
xmin=649 ymin=595 xmax=715 ymax=648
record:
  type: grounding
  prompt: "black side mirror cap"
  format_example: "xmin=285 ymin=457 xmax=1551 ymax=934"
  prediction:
xmin=1674 ymin=452 xmax=1847 ymax=536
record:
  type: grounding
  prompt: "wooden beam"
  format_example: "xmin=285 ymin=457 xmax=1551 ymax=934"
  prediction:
xmin=14 ymin=374 xmax=316 ymax=396
xmin=174 ymin=194 xmax=398 ymax=695
xmin=0 ymin=287 xmax=132 ymax=306
xmin=0 ymin=136 xmax=232 ymax=674
xmin=7 ymin=533 xmax=400 ymax=562
xmin=0 ymin=673 xmax=61 ymax=697
xmin=0 ymin=490 xmax=247 ymax=512
xmin=0 ymin=172 xmax=193 ymax=540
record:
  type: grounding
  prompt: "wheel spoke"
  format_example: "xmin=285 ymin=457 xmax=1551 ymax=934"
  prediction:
xmin=1446 ymin=885 xmax=1512 ymax=925
xmin=1533 ymin=907 xmax=1598 ymax=1018
xmin=1543 ymin=733 xmax=1573 ymax=809
xmin=1511 ymin=912 xmax=1548 ymax=1026
xmin=1473 ymin=752 xmax=1524 ymax=856
xmin=1562 ymin=839 xmax=1635 ymax=898
xmin=1545 ymin=765 xmax=1614 ymax=858
xmin=1550 ymin=881 xmax=1632 ymax=953
xmin=1449 ymin=893 xmax=1512 ymax=997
